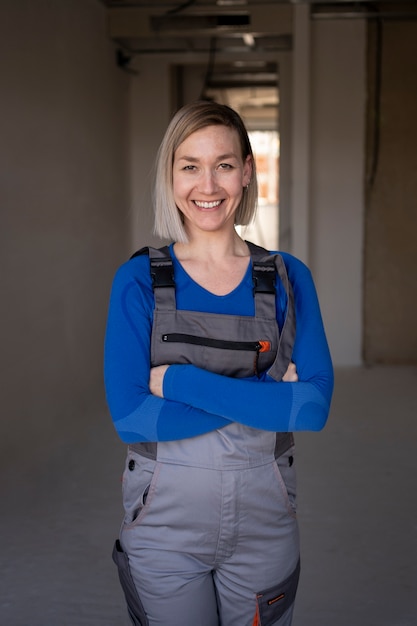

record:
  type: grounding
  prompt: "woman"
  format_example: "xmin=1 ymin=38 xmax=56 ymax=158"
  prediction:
xmin=104 ymin=100 xmax=334 ymax=626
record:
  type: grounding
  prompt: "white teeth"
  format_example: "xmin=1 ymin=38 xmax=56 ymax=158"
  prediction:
xmin=194 ymin=200 xmax=222 ymax=208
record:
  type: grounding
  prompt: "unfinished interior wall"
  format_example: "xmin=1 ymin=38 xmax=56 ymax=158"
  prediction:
xmin=310 ymin=18 xmax=366 ymax=366
xmin=0 ymin=0 xmax=129 ymax=470
xmin=364 ymin=17 xmax=417 ymax=363
xmin=129 ymin=56 xmax=172 ymax=252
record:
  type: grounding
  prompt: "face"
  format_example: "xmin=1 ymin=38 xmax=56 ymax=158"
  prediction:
xmin=172 ymin=124 xmax=252 ymax=238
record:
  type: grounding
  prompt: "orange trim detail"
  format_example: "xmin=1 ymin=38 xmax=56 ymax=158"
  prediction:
xmin=258 ymin=340 xmax=271 ymax=353
xmin=268 ymin=593 xmax=285 ymax=605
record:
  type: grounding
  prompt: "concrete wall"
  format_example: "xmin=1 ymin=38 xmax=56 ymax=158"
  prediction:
xmin=129 ymin=57 xmax=172 ymax=251
xmin=309 ymin=18 xmax=366 ymax=366
xmin=0 ymin=0 xmax=129 ymax=467
xmin=364 ymin=19 xmax=417 ymax=364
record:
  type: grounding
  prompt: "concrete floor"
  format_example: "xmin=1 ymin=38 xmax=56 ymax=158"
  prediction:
xmin=1 ymin=366 xmax=416 ymax=626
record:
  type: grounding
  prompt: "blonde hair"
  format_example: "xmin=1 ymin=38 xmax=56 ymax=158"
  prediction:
xmin=153 ymin=100 xmax=258 ymax=243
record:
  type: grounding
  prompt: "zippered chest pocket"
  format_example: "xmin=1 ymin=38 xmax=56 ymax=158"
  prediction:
xmin=151 ymin=309 xmax=279 ymax=378
xmin=162 ymin=333 xmax=271 ymax=377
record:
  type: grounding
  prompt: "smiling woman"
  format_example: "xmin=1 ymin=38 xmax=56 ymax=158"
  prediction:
xmin=172 ymin=124 xmax=252 ymax=241
xmin=153 ymin=100 xmax=259 ymax=244
xmin=104 ymin=100 xmax=334 ymax=626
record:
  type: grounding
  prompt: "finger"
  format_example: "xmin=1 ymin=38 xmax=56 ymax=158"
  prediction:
xmin=282 ymin=362 xmax=298 ymax=382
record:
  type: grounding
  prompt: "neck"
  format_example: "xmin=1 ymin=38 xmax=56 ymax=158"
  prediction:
xmin=175 ymin=229 xmax=249 ymax=261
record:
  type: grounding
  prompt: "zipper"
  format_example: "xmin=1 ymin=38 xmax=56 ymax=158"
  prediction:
xmin=161 ymin=333 xmax=271 ymax=376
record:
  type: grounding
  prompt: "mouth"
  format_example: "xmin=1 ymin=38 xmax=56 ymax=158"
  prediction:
xmin=193 ymin=200 xmax=223 ymax=209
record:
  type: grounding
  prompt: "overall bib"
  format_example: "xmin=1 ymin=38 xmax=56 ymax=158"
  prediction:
xmin=113 ymin=242 xmax=300 ymax=626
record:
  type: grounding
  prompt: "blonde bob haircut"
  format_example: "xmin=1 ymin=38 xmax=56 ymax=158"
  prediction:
xmin=153 ymin=100 xmax=258 ymax=243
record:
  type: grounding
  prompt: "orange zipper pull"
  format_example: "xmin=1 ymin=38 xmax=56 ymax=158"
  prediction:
xmin=254 ymin=341 xmax=271 ymax=377
xmin=258 ymin=340 xmax=271 ymax=353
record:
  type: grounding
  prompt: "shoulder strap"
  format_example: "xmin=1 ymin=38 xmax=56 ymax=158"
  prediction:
xmin=246 ymin=241 xmax=277 ymax=318
xmin=130 ymin=246 xmax=176 ymax=310
xmin=246 ymin=241 xmax=296 ymax=382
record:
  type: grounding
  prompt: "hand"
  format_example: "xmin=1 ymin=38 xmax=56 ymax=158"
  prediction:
xmin=149 ymin=364 xmax=170 ymax=398
xmin=282 ymin=362 xmax=298 ymax=382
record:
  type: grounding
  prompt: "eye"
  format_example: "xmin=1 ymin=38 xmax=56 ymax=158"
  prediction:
xmin=182 ymin=164 xmax=196 ymax=171
xmin=218 ymin=163 xmax=233 ymax=170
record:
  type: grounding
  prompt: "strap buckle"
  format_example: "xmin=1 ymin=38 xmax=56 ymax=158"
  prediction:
xmin=253 ymin=261 xmax=276 ymax=294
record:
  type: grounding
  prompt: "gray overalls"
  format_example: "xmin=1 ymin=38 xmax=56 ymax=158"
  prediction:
xmin=113 ymin=242 xmax=300 ymax=626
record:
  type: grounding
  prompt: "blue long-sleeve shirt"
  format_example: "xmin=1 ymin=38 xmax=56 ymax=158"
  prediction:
xmin=104 ymin=244 xmax=334 ymax=443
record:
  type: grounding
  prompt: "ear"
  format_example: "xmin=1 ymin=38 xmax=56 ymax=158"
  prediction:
xmin=243 ymin=155 xmax=253 ymax=187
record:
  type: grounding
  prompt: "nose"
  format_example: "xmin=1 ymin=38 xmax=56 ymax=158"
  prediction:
xmin=198 ymin=169 xmax=218 ymax=194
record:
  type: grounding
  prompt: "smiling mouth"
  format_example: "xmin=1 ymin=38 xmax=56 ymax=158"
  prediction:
xmin=194 ymin=200 xmax=222 ymax=209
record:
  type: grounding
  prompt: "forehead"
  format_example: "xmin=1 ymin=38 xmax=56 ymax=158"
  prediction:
xmin=175 ymin=124 xmax=242 ymax=157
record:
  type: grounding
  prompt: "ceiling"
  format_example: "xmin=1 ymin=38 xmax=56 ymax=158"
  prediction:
xmin=99 ymin=1 xmax=417 ymax=124
xmin=101 ymin=1 xmax=417 ymax=58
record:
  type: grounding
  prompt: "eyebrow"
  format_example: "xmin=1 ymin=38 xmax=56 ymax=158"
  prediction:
xmin=176 ymin=153 xmax=239 ymax=162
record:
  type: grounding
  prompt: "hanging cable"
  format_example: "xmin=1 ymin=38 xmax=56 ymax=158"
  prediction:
xmin=166 ymin=0 xmax=197 ymax=15
xmin=366 ymin=3 xmax=383 ymax=190
xmin=199 ymin=36 xmax=217 ymax=101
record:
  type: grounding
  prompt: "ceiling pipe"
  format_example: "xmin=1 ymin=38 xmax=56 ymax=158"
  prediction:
xmin=312 ymin=11 xmax=417 ymax=19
